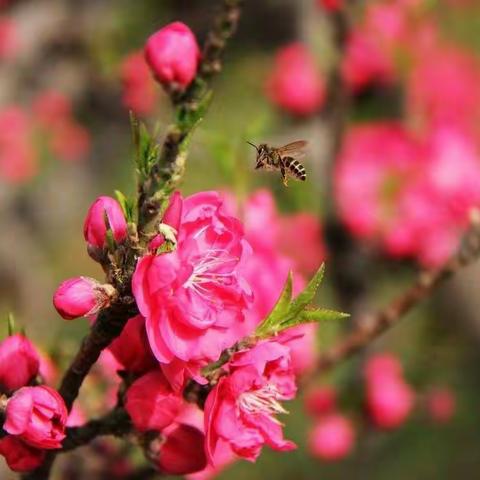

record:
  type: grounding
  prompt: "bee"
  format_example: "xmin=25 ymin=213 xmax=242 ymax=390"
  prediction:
xmin=247 ymin=140 xmax=307 ymax=186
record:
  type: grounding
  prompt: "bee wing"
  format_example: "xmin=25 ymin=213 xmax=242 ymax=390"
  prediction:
xmin=277 ymin=140 xmax=308 ymax=159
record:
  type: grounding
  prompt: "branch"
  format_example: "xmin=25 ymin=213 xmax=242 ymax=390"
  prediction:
xmin=62 ymin=408 xmax=132 ymax=452
xmin=138 ymin=0 xmax=244 ymax=229
xmin=309 ymin=217 xmax=480 ymax=378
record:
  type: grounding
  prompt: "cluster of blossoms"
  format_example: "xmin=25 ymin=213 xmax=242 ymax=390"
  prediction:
xmin=47 ymin=181 xmax=326 ymax=476
xmin=0 ymin=335 xmax=68 ymax=472
xmin=303 ymin=353 xmax=456 ymax=464
xmin=0 ymin=90 xmax=90 ymax=185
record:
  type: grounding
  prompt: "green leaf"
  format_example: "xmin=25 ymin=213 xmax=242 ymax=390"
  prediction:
xmin=115 ymin=190 xmax=136 ymax=223
xmin=7 ymin=312 xmax=15 ymax=336
xmin=279 ymin=308 xmax=349 ymax=331
xmin=256 ymin=272 xmax=293 ymax=337
xmin=288 ymin=263 xmax=325 ymax=318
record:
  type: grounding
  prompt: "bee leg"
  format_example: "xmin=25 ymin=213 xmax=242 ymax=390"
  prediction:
xmin=280 ymin=166 xmax=288 ymax=187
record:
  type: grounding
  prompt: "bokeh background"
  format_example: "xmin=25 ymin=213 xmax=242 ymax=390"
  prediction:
xmin=1 ymin=0 xmax=480 ymax=478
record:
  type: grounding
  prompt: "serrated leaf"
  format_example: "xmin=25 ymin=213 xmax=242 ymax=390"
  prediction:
xmin=279 ymin=308 xmax=349 ymax=331
xmin=256 ymin=272 xmax=293 ymax=337
xmin=288 ymin=263 xmax=325 ymax=318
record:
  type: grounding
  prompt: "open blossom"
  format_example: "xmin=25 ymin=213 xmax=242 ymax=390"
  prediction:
xmin=0 ymin=334 xmax=39 ymax=393
xmin=266 ymin=43 xmax=326 ymax=116
xmin=364 ymin=354 xmax=414 ymax=429
xmin=125 ymin=371 xmax=183 ymax=432
xmin=108 ymin=315 xmax=157 ymax=374
xmin=205 ymin=340 xmax=296 ymax=465
xmin=308 ymin=414 xmax=355 ymax=461
xmin=83 ymin=196 xmax=128 ymax=249
xmin=145 ymin=22 xmax=200 ymax=90
xmin=4 ymin=386 xmax=67 ymax=449
xmin=0 ymin=436 xmax=45 ymax=472
xmin=133 ymin=191 xmax=252 ymax=365
xmin=53 ymin=277 xmax=116 ymax=320
xmin=121 ymin=51 xmax=158 ymax=116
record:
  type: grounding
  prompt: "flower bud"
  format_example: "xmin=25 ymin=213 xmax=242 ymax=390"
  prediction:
xmin=0 ymin=334 xmax=39 ymax=392
xmin=317 ymin=0 xmax=343 ymax=11
xmin=426 ymin=387 xmax=455 ymax=424
xmin=83 ymin=196 xmax=128 ymax=249
xmin=108 ymin=315 xmax=157 ymax=374
xmin=154 ymin=424 xmax=207 ymax=475
xmin=0 ymin=436 xmax=45 ymax=472
xmin=145 ymin=22 xmax=200 ymax=90
xmin=308 ymin=414 xmax=355 ymax=461
xmin=53 ymin=277 xmax=116 ymax=320
xmin=125 ymin=371 xmax=183 ymax=432
xmin=364 ymin=353 xmax=403 ymax=382
xmin=266 ymin=43 xmax=326 ymax=116
xmin=4 ymin=385 xmax=68 ymax=449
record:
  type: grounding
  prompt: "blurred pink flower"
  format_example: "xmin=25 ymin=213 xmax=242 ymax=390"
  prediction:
xmin=0 ymin=17 xmax=18 ymax=59
xmin=125 ymin=370 xmax=183 ymax=432
xmin=50 ymin=121 xmax=90 ymax=162
xmin=121 ymin=51 xmax=158 ymax=116
xmin=304 ymin=386 xmax=337 ymax=417
xmin=308 ymin=413 xmax=355 ymax=461
xmin=426 ymin=387 xmax=456 ymax=424
xmin=205 ymin=340 xmax=296 ymax=465
xmin=145 ymin=22 xmax=200 ymax=90
xmin=266 ymin=43 xmax=326 ymax=116
xmin=133 ymin=191 xmax=252 ymax=364
xmin=317 ymin=0 xmax=343 ymax=11
xmin=0 ymin=334 xmax=40 ymax=393
xmin=32 ymin=90 xmax=72 ymax=129
xmin=4 ymin=385 xmax=67 ymax=449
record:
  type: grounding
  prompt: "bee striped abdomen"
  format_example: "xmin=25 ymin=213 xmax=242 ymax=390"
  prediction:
xmin=284 ymin=157 xmax=307 ymax=181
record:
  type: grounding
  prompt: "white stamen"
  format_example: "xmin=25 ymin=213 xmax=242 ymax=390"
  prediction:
xmin=238 ymin=384 xmax=289 ymax=422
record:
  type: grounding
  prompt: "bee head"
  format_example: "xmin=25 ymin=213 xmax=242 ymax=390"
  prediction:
xmin=247 ymin=141 xmax=265 ymax=168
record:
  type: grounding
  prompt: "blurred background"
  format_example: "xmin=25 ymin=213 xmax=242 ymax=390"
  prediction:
xmin=2 ymin=0 xmax=480 ymax=478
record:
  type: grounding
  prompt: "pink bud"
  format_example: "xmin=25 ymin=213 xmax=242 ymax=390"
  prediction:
xmin=317 ymin=0 xmax=343 ymax=11
xmin=266 ymin=43 xmax=326 ymax=116
xmin=0 ymin=334 xmax=40 ymax=392
xmin=50 ymin=121 xmax=90 ymax=163
xmin=53 ymin=277 xmax=116 ymax=320
xmin=366 ymin=377 xmax=414 ymax=429
xmin=155 ymin=424 xmax=207 ymax=475
xmin=304 ymin=387 xmax=337 ymax=417
xmin=83 ymin=196 xmax=128 ymax=249
xmin=125 ymin=371 xmax=183 ymax=432
xmin=4 ymin=385 xmax=67 ymax=449
xmin=32 ymin=90 xmax=71 ymax=128
xmin=163 ymin=191 xmax=183 ymax=232
xmin=108 ymin=315 xmax=157 ymax=374
xmin=308 ymin=414 xmax=355 ymax=461
xmin=426 ymin=387 xmax=456 ymax=424
xmin=145 ymin=22 xmax=201 ymax=90
xmin=364 ymin=353 xmax=403 ymax=382
xmin=0 ymin=436 xmax=45 ymax=472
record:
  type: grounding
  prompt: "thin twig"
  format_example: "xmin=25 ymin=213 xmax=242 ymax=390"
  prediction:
xmin=138 ymin=0 xmax=244 ymax=229
xmin=308 ymin=218 xmax=480 ymax=379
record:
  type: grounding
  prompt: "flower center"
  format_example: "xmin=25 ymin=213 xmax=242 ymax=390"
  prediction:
xmin=238 ymin=384 xmax=288 ymax=420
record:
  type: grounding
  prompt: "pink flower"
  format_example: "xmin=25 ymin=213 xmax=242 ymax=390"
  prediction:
xmin=317 ymin=0 xmax=343 ymax=11
xmin=133 ymin=191 xmax=252 ymax=364
xmin=108 ymin=315 xmax=157 ymax=374
xmin=266 ymin=43 xmax=326 ymax=116
xmin=0 ymin=334 xmax=39 ymax=392
xmin=83 ymin=196 xmax=128 ymax=249
xmin=205 ymin=340 xmax=296 ymax=465
xmin=341 ymin=29 xmax=395 ymax=92
xmin=308 ymin=414 xmax=355 ymax=461
xmin=426 ymin=387 xmax=456 ymax=424
xmin=32 ymin=90 xmax=71 ymax=129
xmin=125 ymin=371 xmax=183 ymax=432
xmin=53 ymin=277 xmax=116 ymax=320
xmin=304 ymin=386 xmax=337 ymax=417
xmin=364 ymin=354 xmax=414 ymax=429
xmin=50 ymin=121 xmax=90 ymax=162
xmin=0 ymin=17 xmax=18 ymax=60
xmin=145 ymin=22 xmax=201 ymax=90
xmin=4 ymin=386 xmax=67 ymax=449
xmin=0 ymin=106 xmax=37 ymax=184
xmin=121 ymin=51 xmax=158 ymax=116
xmin=153 ymin=423 xmax=207 ymax=475
xmin=0 ymin=436 xmax=45 ymax=472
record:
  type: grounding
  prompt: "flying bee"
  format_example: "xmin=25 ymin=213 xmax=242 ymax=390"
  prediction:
xmin=247 ymin=140 xmax=307 ymax=186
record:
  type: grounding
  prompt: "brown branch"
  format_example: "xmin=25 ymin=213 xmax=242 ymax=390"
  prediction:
xmin=138 ymin=0 xmax=244 ymax=229
xmin=62 ymin=408 xmax=132 ymax=452
xmin=309 ymin=217 xmax=480 ymax=378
